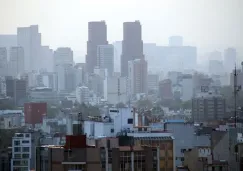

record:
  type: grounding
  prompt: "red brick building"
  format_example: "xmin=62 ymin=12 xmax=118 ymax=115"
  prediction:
xmin=24 ymin=102 xmax=47 ymax=125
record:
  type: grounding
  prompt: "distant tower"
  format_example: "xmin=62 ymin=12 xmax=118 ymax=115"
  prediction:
xmin=121 ymin=21 xmax=144 ymax=77
xmin=86 ymin=21 xmax=108 ymax=73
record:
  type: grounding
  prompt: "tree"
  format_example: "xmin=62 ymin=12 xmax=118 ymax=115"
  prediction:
xmin=47 ymin=105 xmax=59 ymax=118
xmin=136 ymin=99 xmax=153 ymax=109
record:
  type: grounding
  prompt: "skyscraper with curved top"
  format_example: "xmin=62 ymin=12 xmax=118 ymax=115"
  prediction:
xmin=121 ymin=21 xmax=144 ymax=77
xmin=86 ymin=21 xmax=108 ymax=73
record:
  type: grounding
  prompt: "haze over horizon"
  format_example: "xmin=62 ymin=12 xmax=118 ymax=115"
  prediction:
xmin=0 ymin=0 xmax=242 ymax=62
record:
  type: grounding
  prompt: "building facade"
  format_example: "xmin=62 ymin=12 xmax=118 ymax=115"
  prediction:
xmin=97 ymin=44 xmax=114 ymax=77
xmin=0 ymin=47 xmax=8 ymax=76
xmin=11 ymin=133 xmax=32 ymax=171
xmin=86 ymin=21 xmax=108 ymax=73
xmin=9 ymin=47 xmax=25 ymax=77
xmin=121 ymin=21 xmax=144 ymax=77
xmin=192 ymin=93 xmax=226 ymax=122
xmin=128 ymin=59 xmax=148 ymax=95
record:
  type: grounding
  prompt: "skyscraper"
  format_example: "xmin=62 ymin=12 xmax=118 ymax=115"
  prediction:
xmin=224 ymin=48 xmax=236 ymax=73
xmin=97 ymin=44 xmax=114 ymax=77
xmin=17 ymin=25 xmax=41 ymax=72
xmin=169 ymin=36 xmax=183 ymax=46
xmin=86 ymin=21 xmax=108 ymax=73
xmin=9 ymin=47 xmax=25 ymax=77
xmin=128 ymin=59 xmax=148 ymax=95
xmin=0 ymin=47 xmax=7 ymax=76
xmin=121 ymin=21 xmax=144 ymax=77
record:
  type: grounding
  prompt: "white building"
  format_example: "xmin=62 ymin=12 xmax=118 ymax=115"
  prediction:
xmin=84 ymin=120 xmax=114 ymax=138
xmin=11 ymin=133 xmax=32 ymax=171
xmin=54 ymin=47 xmax=73 ymax=67
xmin=97 ymin=44 xmax=114 ymax=77
xmin=0 ymin=47 xmax=8 ymax=76
xmin=9 ymin=47 xmax=25 ymax=77
xmin=104 ymin=76 xmax=127 ymax=104
xmin=0 ymin=110 xmax=24 ymax=129
xmin=17 ymin=25 xmax=41 ymax=72
xmin=76 ymin=86 xmax=89 ymax=104
xmin=181 ymin=74 xmax=193 ymax=102
xmin=108 ymin=107 xmax=134 ymax=135
xmin=128 ymin=59 xmax=148 ymax=95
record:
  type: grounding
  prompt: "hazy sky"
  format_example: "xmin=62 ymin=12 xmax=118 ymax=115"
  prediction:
xmin=0 ymin=0 xmax=242 ymax=62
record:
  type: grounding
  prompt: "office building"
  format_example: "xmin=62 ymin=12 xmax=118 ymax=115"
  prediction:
xmin=9 ymin=47 xmax=25 ymax=77
xmin=0 ymin=76 xmax=6 ymax=96
xmin=159 ymin=79 xmax=173 ymax=100
xmin=5 ymin=77 xmax=27 ymax=106
xmin=0 ymin=47 xmax=8 ymax=76
xmin=147 ymin=74 xmax=159 ymax=91
xmin=113 ymin=41 xmax=122 ymax=72
xmin=192 ymin=93 xmax=226 ymax=122
xmin=224 ymin=48 xmax=236 ymax=73
xmin=180 ymin=74 xmax=193 ymax=102
xmin=169 ymin=36 xmax=183 ymax=46
xmin=54 ymin=47 xmax=73 ymax=67
xmin=40 ymin=46 xmax=54 ymax=72
xmin=104 ymin=76 xmax=127 ymax=104
xmin=86 ymin=21 xmax=108 ymax=73
xmin=0 ymin=35 xmax=17 ymax=51
xmin=56 ymin=64 xmax=76 ymax=92
xmin=24 ymin=102 xmax=47 ymax=126
xmin=76 ymin=86 xmax=89 ymax=104
xmin=97 ymin=44 xmax=114 ymax=77
xmin=121 ymin=21 xmax=144 ymax=77
xmin=36 ymin=72 xmax=58 ymax=91
xmin=209 ymin=60 xmax=224 ymax=75
xmin=11 ymin=133 xmax=32 ymax=171
xmin=29 ymin=87 xmax=58 ymax=105
xmin=17 ymin=25 xmax=41 ymax=72
xmin=128 ymin=59 xmax=148 ymax=95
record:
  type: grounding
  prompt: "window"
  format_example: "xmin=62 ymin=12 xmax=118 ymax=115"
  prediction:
xmin=22 ymin=154 xmax=29 ymax=158
xmin=127 ymin=118 xmax=133 ymax=124
xmin=22 ymin=140 xmax=29 ymax=144
xmin=110 ymin=109 xmax=119 ymax=113
xmin=14 ymin=154 xmax=21 ymax=159
xmin=13 ymin=160 xmax=21 ymax=165
xmin=110 ymin=129 xmax=114 ymax=133
xmin=14 ymin=147 xmax=21 ymax=152
xmin=14 ymin=140 xmax=20 ymax=146
xmin=22 ymin=147 xmax=29 ymax=152
xmin=25 ymin=134 xmax=30 ymax=138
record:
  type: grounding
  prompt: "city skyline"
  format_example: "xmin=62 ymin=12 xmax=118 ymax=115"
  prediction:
xmin=0 ymin=0 xmax=242 ymax=62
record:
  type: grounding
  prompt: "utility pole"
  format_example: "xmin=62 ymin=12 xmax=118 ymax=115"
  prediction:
xmin=234 ymin=64 xmax=241 ymax=128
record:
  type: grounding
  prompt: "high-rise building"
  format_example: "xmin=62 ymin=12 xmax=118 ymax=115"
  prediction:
xmin=159 ymin=79 xmax=173 ymax=100
xmin=128 ymin=59 xmax=148 ymax=95
xmin=40 ymin=46 xmax=54 ymax=72
xmin=192 ymin=93 xmax=226 ymax=122
xmin=113 ymin=41 xmax=122 ymax=72
xmin=121 ymin=21 xmax=144 ymax=77
xmin=76 ymin=86 xmax=89 ymax=104
xmin=224 ymin=48 xmax=236 ymax=73
xmin=9 ymin=47 xmax=25 ymax=77
xmin=104 ymin=76 xmax=127 ymax=104
xmin=24 ymin=102 xmax=47 ymax=125
xmin=5 ymin=77 xmax=27 ymax=106
xmin=97 ymin=44 xmax=114 ymax=77
xmin=0 ymin=47 xmax=8 ymax=76
xmin=54 ymin=47 xmax=73 ymax=67
xmin=17 ymin=25 xmax=41 ymax=72
xmin=11 ymin=133 xmax=32 ymax=171
xmin=86 ymin=21 xmax=108 ymax=73
xmin=56 ymin=64 xmax=76 ymax=92
xmin=169 ymin=36 xmax=183 ymax=46
xmin=0 ymin=35 xmax=17 ymax=50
